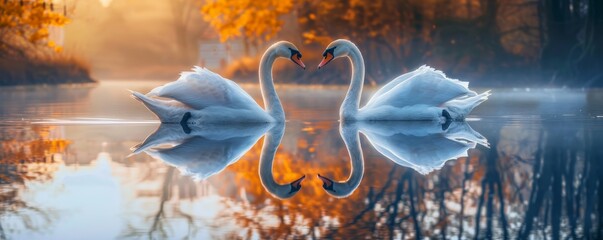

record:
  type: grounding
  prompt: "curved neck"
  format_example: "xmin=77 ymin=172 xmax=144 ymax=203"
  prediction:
xmin=336 ymin=122 xmax=365 ymax=197
xmin=340 ymin=44 xmax=365 ymax=120
xmin=259 ymin=47 xmax=285 ymax=122
xmin=258 ymin=123 xmax=288 ymax=198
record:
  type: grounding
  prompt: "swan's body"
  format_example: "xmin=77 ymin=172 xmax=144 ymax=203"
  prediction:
xmin=131 ymin=41 xmax=305 ymax=124
xmin=318 ymin=39 xmax=490 ymax=121
xmin=357 ymin=121 xmax=488 ymax=175
xmin=318 ymin=121 xmax=488 ymax=198
xmin=130 ymin=122 xmax=305 ymax=198
xmin=132 ymin=123 xmax=272 ymax=180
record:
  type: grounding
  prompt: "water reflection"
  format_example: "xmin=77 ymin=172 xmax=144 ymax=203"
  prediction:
xmin=133 ymin=122 xmax=306 ymax=199
xmin=132 ymin=123 xmax=272 ymax=180
xmin=258 ymin=123 xmax=306 ymax=199
xmin=1 ymin=82 xmax=603 ymax=239
xmin=318 ymin=121 xmax=488 ymax=198
xmin=358 ymin=120 xmax=488 ymax=175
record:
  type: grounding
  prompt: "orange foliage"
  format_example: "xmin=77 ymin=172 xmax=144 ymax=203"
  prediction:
xmin=0 ymin=0 xmax=69 ymax=53
xmin=201 ymin=0 xmax=294 ymax=42
xmin=0 ymin=125 xmax=70 ymax=164
xmin=204 ymin=122 xmax=422 ymax=237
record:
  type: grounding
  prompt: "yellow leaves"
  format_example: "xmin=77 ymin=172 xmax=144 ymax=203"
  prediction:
xmin=0 ymin=0 xmax=70 ymax=46
xmin=302 ymin=31 xmax=330 ymax=45
xmin=297 ymin=0 xmax=411 ymax=45
xmin=48 ymin=40 xmax=63 ymax=52
xmin=200 ymin=0 xmax=295 ymax=42
xmin=0 ymin=126 xmax=71 ymax=165
xmin=30 ymin=27 xmax=49 ymax=42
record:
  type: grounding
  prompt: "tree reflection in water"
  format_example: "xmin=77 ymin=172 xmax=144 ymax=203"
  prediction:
xmin=0 ymin=126 xmax=66 ymax=238
xmin=127 ymin=119 xmax=602 ymax=239
xmin=2 ymin=119 xmax=600 ymax=238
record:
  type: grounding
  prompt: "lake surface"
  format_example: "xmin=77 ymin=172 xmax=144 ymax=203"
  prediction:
xmin=1 ymin=81 xmax=602 ymax=239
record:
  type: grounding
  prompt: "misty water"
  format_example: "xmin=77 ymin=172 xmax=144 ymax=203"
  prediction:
xmin=1 ymin=81 xmax=602 ymax=239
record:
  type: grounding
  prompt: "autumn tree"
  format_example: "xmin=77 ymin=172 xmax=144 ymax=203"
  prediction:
xmin=0 ymin=1 xmax=93 ymax=86
xmin=540 ymin=0 xmax=603 ymax=85
xmin=200 ymin=0 xmax=602 ymax=85
xmin=200 ymin=0 xmax=294 ymax=55
xmin=0 ymin=0 xmax=69 ymax=58
xmin=299 ymin=0 xmax=435 ymax=83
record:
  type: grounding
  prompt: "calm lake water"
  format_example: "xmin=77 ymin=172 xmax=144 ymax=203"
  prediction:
xmin=1 ymin=81 xmax=602 ymax=239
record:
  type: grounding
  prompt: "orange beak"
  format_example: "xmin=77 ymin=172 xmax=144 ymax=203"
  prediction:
xmin=318 ymin=52 xmax=334 ymax=69
xmin=292 ymin=56 xmax=306 ymax=69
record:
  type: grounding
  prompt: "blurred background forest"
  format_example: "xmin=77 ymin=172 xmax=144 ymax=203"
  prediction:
xmin=1 ymin=0 xmax=602 ymax=87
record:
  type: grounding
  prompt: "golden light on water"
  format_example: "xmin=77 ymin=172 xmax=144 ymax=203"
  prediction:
xmin=98 ymin=0 xmax=112 ymax=8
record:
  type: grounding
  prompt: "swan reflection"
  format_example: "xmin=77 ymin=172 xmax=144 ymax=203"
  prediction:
xmin=131 ymin=122 xmax=305 ymax=199
xmin=319 ymin=121 xmax=488 ymax=198
xmin=258 ymin=122 xmax=306 ymax=199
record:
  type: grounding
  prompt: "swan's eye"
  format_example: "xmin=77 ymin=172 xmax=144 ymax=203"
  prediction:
xmin=322 ymin=46 xmax=336 ymax=57
xmin=288 ymin=48 xmax=301 ymax=59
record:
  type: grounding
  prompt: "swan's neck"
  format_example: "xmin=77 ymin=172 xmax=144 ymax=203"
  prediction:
xmin=259 ymin=124 xmax=288 ymax=197
xmin=340 ymin=45 xmax=365 ymax=120
xmin=337 ymin=123 xmax=364 ymax=195
xmin=259 ymin=48 xmax=285 ymax=122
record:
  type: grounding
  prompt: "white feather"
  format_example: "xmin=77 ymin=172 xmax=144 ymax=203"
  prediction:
xmin=148 ymin=67 xmax=262 ymax=112
xmin=356 ymin=121 xmax=487 ymax=175
xmin=364 ymin=65 xmax=477 ymax=110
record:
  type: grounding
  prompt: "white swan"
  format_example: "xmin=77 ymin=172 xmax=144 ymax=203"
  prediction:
xmin=130 ymin=122 xmax=306 ymax=199
xmin=357 ymin=121 xmax=488 ymax=175
xmin=131 ymin=41 xmax=306 ymax=124
xmin=318 ymin=121 xmax=488 ymax=198
xmin=317 ymin=39 xmax=490 ymax=121
xmin=258 ymin=122 xmax=306 ymax=199
xmin=133 ymin=123 xmax=273 ymax=180
xmin=317 ymin=121 xmax=364 ymax=198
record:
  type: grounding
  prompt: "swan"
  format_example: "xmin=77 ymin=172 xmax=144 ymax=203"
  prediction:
xmin=258 ymin=122 xmax=306 ymax=199
xmin=317 ymin=121 xmax=487 ymax=198
xmin=317 ymin=39 xmax=490 ymax=121
xmin=356 ymin=121 xmax=488 ymax=175
xmin=130 ymin=41 xmax=306 ymax=124
xmin=130 ymin=122 xmax=306 ymax=199
xmin=132 ymin=123 xmax=273 ymax=180
xmin=317 ymin=121 xmax=364 ymax=198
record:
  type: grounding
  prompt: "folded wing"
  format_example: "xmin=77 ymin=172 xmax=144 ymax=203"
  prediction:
xmin=364 ymin=65 xmax=477 ymax=110
xmin=148 ymin=66 xmax=263 ymax=112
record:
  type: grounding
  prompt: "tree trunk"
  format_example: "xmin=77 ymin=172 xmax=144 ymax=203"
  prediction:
xmin=540 ymin=0 xmax=578 ymax=75
xmin=581 ymin=0 xmax=603 ymax=86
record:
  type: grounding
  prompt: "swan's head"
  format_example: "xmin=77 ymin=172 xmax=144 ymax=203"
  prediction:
xmin=318 ymin=39 xmax=355 ymax=69
xmin=271 ymin=41 xmax=306 ymax=70
xmin=317 ymin=173 xmax=358 ymax=198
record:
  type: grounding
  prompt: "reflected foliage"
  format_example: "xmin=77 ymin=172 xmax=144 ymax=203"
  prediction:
xmin=124 ymin=120 xmax=602 ymax=238
xmin=0 ymin=125 xmax=66 ymax=238
xmin=1 ymin=84 xmax=602 ymax=238
xmin=0 ymin=126 xmax=66 ymax=182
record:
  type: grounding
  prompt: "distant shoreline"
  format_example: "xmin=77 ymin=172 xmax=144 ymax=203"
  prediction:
xmin=0 ymin=57 xmax=96 ymax=87
xmin=0 ymin=81 xmax=98 ymax=89
xmin=0 ymin=79 xmax=97 ymax=87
